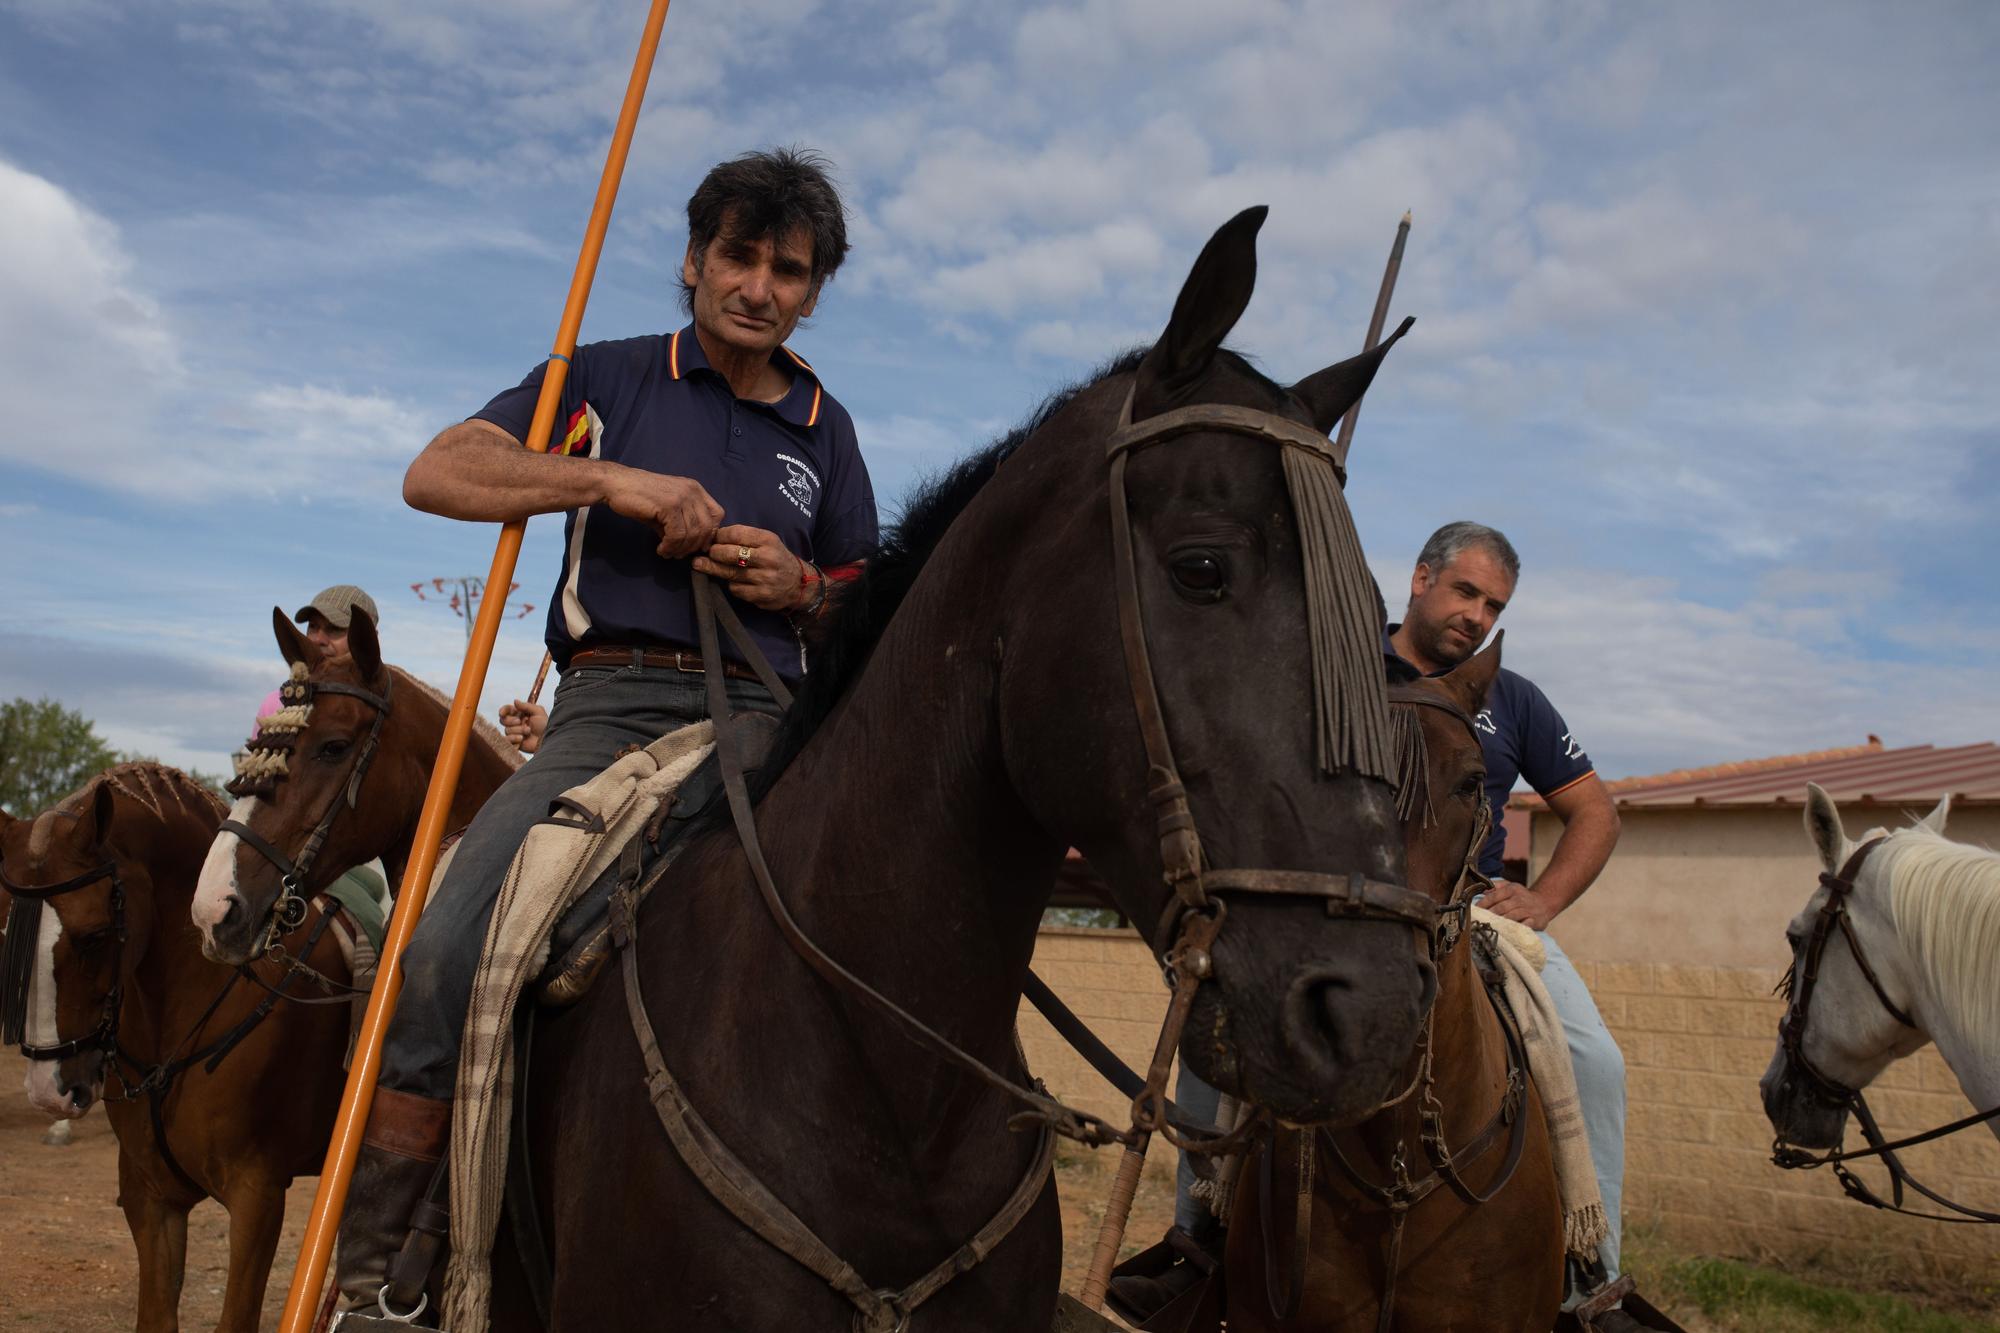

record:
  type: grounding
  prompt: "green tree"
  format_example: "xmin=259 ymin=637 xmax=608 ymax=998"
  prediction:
xmin=0 ymin=697 xmax=121 ymax=815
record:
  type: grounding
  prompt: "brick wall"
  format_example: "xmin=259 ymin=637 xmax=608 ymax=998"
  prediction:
xmin=1019 ymin=927 xmax=1176 ymax=1132
xmin=1020 ymin=928 xmax=2000 ymax=1278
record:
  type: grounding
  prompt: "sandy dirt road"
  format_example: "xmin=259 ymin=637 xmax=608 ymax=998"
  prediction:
xmin=1 ymin=1046 xmax=1174 ymax=1331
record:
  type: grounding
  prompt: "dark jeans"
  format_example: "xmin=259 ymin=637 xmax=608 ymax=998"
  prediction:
xmin=380 ymin=665 xmax=779 ymax=1100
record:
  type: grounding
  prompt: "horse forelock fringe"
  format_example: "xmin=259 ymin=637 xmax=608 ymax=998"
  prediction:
xmin=1880 ymin=827 xmax=2000 ymax=1052
xmin=1281 ymin=446 xmax=1394 ymax=781
xmin=0 ymin=894 xmax=41 ymax=1047
xmin=1390 ymin=704 xmax=1433 ymax=827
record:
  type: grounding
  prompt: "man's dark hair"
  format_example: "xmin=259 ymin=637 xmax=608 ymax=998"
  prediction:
xmin=679 ymin=146 xmax=849 ymax=314
xmin=1416 ymin=520 xmax=1521 ymax=585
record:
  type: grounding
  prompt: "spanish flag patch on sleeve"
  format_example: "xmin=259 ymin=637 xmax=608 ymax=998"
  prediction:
xmin=553 ymin=402 xmax=601 ymax=457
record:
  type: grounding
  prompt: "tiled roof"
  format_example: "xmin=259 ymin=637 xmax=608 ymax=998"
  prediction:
xmin=1512 ymin=738 xmax=2000 ymax=810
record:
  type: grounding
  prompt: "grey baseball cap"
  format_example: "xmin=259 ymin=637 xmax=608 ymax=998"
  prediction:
xmin=294 ymin=585 xmax=379 ymax=631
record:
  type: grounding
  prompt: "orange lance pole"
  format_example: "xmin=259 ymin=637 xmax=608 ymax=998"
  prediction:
xmin=276 ymin=3 xmax=675 ymax=1326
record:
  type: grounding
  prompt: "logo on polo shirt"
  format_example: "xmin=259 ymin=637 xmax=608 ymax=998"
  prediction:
xmin=776 ymin=453 xmax=819 ymax=518
xmin=1474 ymin=709 xmax=1498 ymax=737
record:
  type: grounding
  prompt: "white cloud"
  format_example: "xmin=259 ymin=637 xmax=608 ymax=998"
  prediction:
xmin=1487 ymin=567 xmax=1994 ymax=780
xmin=0 ymin=160 xmax=185 ymax=483
xmin=0 ymin=159 xmax=460 ymax=503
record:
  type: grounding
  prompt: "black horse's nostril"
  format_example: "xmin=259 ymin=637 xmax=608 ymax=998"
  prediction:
xmin=218 ymin=895 xmax=244 ymax=930
xmin=1286 ymin=968 xmax=1358 ymax=1068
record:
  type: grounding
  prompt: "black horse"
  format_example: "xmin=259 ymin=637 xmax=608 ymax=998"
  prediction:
xmin=501 ymin=209 xmax=1428 ymax=1330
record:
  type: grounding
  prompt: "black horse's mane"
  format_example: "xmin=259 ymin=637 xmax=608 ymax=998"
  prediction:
xmin=739 ymin=344 xmax=1290 ymax=802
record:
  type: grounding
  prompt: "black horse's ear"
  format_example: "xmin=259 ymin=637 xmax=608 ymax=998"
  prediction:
xmin=1287 ymin=316 xmax=1416 ymax=434
xmin=273 ymin=606 xmax=317 ymax=669
xmin=1134 ymin=206 xmax=1268 ymax=411
xmin=1442 ymin=630 xmax=1503 ymax=716
xmin=346 ymin=607 xmax=383 ymax=681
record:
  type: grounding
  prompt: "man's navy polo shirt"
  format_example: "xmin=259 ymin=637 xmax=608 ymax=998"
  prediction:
xmin=1384 ymin=626 xmax=1595 ymax=877
xmin=473 ymin=324 xmax=878 ymax=682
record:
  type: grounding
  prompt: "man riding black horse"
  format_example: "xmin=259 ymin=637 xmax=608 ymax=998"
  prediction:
xmin=329 ymin=146 xmax=877 ymax=1323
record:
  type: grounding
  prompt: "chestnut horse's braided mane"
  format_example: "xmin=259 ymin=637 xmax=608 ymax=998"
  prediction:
xmin=95 ymin=762 xmax=227 ymax=822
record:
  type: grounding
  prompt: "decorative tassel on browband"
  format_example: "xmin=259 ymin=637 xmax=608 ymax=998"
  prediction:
xmin=1390 ymin=705 xmax=1434 ymax=828
xmin=228 ymin=661 xmax=314 ymax=799
xmin=1279 ymin=446 xmax=1398 ymax=782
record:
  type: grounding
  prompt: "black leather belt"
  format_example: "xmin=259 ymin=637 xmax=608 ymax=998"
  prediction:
xmin=567 ymin=644 xmax=764 ymax=684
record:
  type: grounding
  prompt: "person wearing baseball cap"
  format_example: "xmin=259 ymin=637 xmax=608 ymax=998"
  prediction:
xmin=251 ymin=586 xmax=381 ymax=733
xmin=293 ymin=584 xmax=380 ymax=655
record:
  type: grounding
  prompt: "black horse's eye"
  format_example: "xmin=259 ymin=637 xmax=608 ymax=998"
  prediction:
xmin=1457 ymin=772 xmax=1486 ymax=799
xmin=315 ymin=738 xmax=353 ymax=763
xmin=1170 ymin=550 xmax=1227 ymax=600
xmin=77 ymin=930 xmax=118 ymax=954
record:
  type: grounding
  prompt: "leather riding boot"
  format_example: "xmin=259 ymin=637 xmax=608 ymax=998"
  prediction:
xmin=328 ymin=1087 xmax=451 ymax=1328
xmin=1106 ymin=1224 xmax=1224 ymax=1328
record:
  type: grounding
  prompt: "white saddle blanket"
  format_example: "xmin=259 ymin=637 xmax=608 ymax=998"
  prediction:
xmin=443 ymin=721 xmax=716 ymax=1331
xmin=1471 ymin=907 xmax=1608 ymax=1259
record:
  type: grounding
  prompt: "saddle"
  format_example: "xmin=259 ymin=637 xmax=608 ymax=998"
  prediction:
xmin=531 ymin=716 xmax=776 ymax=1006
xmin=340 ymin=719 xmax=776 ymax=1333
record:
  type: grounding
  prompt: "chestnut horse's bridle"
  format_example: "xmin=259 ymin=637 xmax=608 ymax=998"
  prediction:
xmin=1258 ymin=684 xmax=1527 ymax=1332
xmin=0 ymin=856 xmax=126 ymax=1061
xmin=221 ymin=673 xmax=393 ymax=952
xmin=1771 ymin=837 xmax=2000 ymax=1222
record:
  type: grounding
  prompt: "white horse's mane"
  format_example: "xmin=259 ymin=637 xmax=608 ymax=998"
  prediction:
xmin=389 ymin=666 xmax=526 ymax=772
xmin=1876 ymin=824 xmax=2000 ymax=1051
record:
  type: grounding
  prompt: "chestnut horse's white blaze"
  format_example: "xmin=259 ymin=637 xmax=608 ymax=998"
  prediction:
xmin=193 ymin=795 xmax=262 ymax=944
xmin=22 ymin=905 xmax=70 ymax=1116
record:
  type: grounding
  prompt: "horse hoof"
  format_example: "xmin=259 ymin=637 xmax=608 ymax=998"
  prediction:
xmin=42 ymin=1120 xmax=74 ymax=1147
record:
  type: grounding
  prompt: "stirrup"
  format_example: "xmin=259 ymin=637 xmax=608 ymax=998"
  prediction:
xmin=329 ymin=1288 xmax=438 ymax=1332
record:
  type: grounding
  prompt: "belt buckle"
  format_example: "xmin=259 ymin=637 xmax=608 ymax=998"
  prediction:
xmin=673 ymin=651 xmax=703 ymax=674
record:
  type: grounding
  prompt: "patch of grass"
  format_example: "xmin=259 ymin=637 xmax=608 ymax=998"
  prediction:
xmin=1621 ymin=1225 xmax=2000 ymax=1333
xmin=1662 ymin=1254 xmax=1999 ymax=1333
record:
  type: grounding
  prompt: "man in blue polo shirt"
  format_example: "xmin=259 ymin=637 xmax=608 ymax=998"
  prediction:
xmin=1383 ymin=521 xmax=1630 ymax=1292
xmin=331 ymin=147 xmax=877 ymax=1321
xmin=1124 ymin=522 xmax=1629 ymax=1325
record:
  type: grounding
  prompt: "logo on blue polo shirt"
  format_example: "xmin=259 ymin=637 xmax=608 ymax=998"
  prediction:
xmin=777 ymin=453 xmax=820 ymax=518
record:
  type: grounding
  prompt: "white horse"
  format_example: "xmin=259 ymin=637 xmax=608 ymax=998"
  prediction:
xmin=1761 ymin=782 xmax=2000 ymax=1153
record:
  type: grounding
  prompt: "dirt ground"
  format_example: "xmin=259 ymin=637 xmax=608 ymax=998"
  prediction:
xmin=0 ymin=1049 xmax=309 ymax=1331
xmin=0 ymin=1047 xmax=1175 ymax=1332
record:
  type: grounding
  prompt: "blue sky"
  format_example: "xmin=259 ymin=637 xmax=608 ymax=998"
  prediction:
xmin=1 ymin=0 xmax=1995 ymax=786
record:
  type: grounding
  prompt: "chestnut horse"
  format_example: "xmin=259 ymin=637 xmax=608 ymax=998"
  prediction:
xmin=481 ymin=207 xmax=1429 ymax=1330
xmin=0 ymin=763 xmax=358 ymax=1333
xmin=1224 ymin=639 xmax=1564 ymax=1332
xmin=193 ymin=607 xmax=520 ymax=956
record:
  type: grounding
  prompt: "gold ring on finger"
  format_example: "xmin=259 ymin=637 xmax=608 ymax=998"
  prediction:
xmin=737 ymin=546 xmax=753 ymax=567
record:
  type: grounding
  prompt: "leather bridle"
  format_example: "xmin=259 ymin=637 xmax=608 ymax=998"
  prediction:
xmin=1771 ymin=837 xmax=2000 ymax=1222
xmin=604 ymin=378 xmax=1428 ymax=1330
xmin=0 ymin=858 xmax=126 ymax=1062
xmin=221 ymin=674 xmax=393 ymax=952
xmin=1776 ymin=838 xmax=1907 ymax=1109
xmin=1259 ymin=683 xmax=1526 ymax=1330
xmin=1104 ymin=386 xmax=1439 ymax=959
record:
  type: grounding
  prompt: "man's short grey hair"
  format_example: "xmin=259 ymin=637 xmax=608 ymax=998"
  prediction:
xmin=1416 ymin=521 xmax=1520 ymax=584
